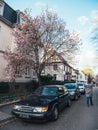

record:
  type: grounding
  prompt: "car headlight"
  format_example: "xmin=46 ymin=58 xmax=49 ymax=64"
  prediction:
xmin=14 ymin=105 xmax=21 ymax=110
xmin=33 ymin=106 xmax=48 ymax=112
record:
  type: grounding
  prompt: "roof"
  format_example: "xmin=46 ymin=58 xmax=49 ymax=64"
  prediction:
xmin=0 ymin=50 xmax=4 ymax=53
xmin=43 ymin=48 xmax=73 ymax=68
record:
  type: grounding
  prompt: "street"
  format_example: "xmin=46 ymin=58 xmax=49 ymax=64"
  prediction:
xmin=0 ymin=87 xmax=98 ymax=130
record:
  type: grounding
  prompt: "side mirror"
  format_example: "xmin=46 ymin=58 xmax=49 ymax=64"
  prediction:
xmin=58 ymin=90 xmax=63 ymax=96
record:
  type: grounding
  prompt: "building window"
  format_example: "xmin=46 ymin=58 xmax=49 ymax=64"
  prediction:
xmin=0 ymin=2 xmax=4 ymax=16
xmin=25 ymin=68 xmax=30 ymax=78
xmin=80 ymin=74 xmax=82 ymax=79
xmin=42 ymin=69 xmax=45 ymax=74
xmin=53 ymin=64 xmax=58 ymax=70
xmin=64 ymin=65 xmax=66 ymax=71
xmin=67 ymin=67 xmax=69 ymax=72
xmin=15 ymin=65 xmax=22 ymax=77
xmin=66 ymin=66 xmax=68 ymax=71
xmin=20 ymin=17 xmax=25 ymax=23
xmin=19 ymin=13 xmax=26 ymax=23
xmin=32 ymin=70 xmax=36 ymax=76
xmin=53 ymin=74 xmax=57 ymax=80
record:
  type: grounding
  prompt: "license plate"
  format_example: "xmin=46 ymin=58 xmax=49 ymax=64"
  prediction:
xmin=19 ymin=114 xmax=29 ymax=118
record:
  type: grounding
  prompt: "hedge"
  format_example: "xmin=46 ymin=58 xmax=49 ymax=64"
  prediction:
xmin=0 ymin=82 xmax=10 ymax=93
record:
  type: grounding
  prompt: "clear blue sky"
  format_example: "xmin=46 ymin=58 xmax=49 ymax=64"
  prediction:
xmin=5 ymin=0 xmax=98 ymax=30
xmin=5 ymin=0 xmax=98 ymax=72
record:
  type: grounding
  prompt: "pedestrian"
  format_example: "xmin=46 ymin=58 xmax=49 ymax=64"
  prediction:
xmin=85 ymin=80 xmax=94 ymax=107
xmin=95 ymin=75 xmax=98 ymax=87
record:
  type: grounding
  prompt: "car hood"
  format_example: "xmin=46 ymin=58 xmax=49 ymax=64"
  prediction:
xmin=17 ymin=95 xmax=57 ymax=106
xmin=78 ymin=86 xmax=84 ymax=89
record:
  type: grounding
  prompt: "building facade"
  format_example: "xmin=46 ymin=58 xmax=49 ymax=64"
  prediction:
xmin=41 ymin=49 xmax=73 ymax=81
xmin=77 ymin=71 xmax=87 ymax=83
xmin=0 ymin=0 xmax=37 ymax=82
xmin=0 ymin=0 xmax=17 ymax=81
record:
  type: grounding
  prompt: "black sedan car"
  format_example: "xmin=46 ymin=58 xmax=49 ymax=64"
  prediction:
xmin=12 ymin=85 xmax=71 ymax=122
xmin=64 ymin=83 xmax=81 ymax=100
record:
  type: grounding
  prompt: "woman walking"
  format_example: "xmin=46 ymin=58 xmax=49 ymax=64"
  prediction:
xmin=85 ymin=80 xmax=94 ymax=107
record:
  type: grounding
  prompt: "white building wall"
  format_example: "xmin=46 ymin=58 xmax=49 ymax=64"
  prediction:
xmin=77 ymin=71 xmax=87 ymax=83
xmin=0 ymin=21 xmax=37 ymax=82
xmin=0 ymin=21 xmax=13 ymax=81
xmin=0 ymin=21 xmax=13 ymax=50
xmin=44 ymin=63 xmax=65 ymax=81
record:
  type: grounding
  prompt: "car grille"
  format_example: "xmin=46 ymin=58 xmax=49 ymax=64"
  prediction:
xmin=19 ymin=106 xmax=33 ymax=113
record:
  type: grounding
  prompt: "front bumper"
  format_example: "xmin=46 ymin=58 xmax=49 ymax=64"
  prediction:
xmin=80 ymin=89 xmax=85 ymax=94
xmin=12 ymin=109 xmax=52 ymax=122
xmin=70 ymin=94 xmax=75 ymax=100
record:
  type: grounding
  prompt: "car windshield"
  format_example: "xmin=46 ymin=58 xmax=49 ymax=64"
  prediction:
xmin=65 ymin=84 xmax=75 ymax=89
xmin=42 ymin=87 xmax=57 ymax=96
xmin=34 ymin=86 xmax=58 ymax=96
xmin=77 ymin=83 xmax=83 ymax=86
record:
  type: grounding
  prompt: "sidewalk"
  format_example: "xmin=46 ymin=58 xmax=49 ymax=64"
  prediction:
xmin=0 ymin=111 xmax=14 ymax=127
xmin=0 ymin=100 xmax=19 ymax=127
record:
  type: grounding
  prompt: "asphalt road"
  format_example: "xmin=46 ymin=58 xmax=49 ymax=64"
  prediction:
xmin=1 ymin=87 xmax=98 ymax=130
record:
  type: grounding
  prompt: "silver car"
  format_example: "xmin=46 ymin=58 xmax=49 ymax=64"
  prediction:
xmin=76 ymin=82 xmax=85 ymax=94
xmin=64 ymin=83 xmax=81 ymax=100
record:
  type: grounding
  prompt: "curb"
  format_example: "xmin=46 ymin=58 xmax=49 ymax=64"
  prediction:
xmin=0 ymin=116 xmax=15 ymax=128
xmin=0 ymin=100 xmax=19 ymax=127
xmin=0 ymin=99 xmax=20 ymax=108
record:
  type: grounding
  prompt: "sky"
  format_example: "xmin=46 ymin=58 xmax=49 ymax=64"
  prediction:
xmin=5 ymin=0 xmax=98 ymax=73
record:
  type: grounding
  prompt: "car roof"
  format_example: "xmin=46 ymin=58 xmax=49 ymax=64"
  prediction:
xmin=41 ymin=85 xmax=64 ymax=88
xmin=64 ymin=83 xmax=75 ymax=85
xmin=77 ymin=82 xmax=84 ymax=84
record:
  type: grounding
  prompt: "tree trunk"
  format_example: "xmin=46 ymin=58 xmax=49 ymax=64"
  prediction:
xmin=9 ymin=81 xmax=15 ymax=93
xmin=37 ymin=73 xmax=42 ymax=86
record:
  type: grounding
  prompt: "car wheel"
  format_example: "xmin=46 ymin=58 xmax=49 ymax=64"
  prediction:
xmin=78 ymin=93 xmax=81 ymax=97
xmin=67 ymin=99 xmax=71 ymax=107
xmin=52 ymin=106 xmax=59 ymax=121
xmin=75 ymin=95 xmax=78 ymax=100
xmin=83 ymin=91 xmax=85 ymax=94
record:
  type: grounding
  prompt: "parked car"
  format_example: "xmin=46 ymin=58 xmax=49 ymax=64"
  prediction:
xmin=64 ymin=83 xmax=81 ymax=100
xmin=12 ymin=85 xmax=71 ymax=122
xmin=76 ymin=82 xmax=85 ymax=94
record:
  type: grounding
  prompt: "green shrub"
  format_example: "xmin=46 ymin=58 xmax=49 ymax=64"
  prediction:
xmin=40 ymin=75 xmax=75 ymax=85
xmin=25 ymin=80 xmax=39 ymax=91
xmin=40 ymin=75 xmax=53 ymax=85
xmin=0 ymin=82 xmax=10 ymax=93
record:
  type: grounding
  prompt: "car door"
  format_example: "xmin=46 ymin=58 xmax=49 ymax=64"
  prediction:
xmin=58 ymin=86 xmax=68 ymax=109
xmin=76 ymin=86 xmax=81 ymax=97
xmin=63 ymin=86 xmax=70 ymax=101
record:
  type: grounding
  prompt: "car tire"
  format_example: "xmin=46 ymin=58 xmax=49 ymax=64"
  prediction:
xmin=83 ymin=91 xmax=85 ymax=95
xmin=75 ymin=95 xmax=78 ymax=100
xmin=67 ymin=99 xmax=71 ymax=107
xmin=52 ymin=106 xmax=59 ymax=121
xmin=78 ymin=93 xmax=81 ymax=97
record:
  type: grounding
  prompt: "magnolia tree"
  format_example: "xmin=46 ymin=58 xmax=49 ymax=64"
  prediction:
xmin=4 ymin=9 xmax=81 ymax=84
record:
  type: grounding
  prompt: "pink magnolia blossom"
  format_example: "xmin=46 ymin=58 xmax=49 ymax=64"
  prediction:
xmin=4 ymin=9 xmax=81 ymax=82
